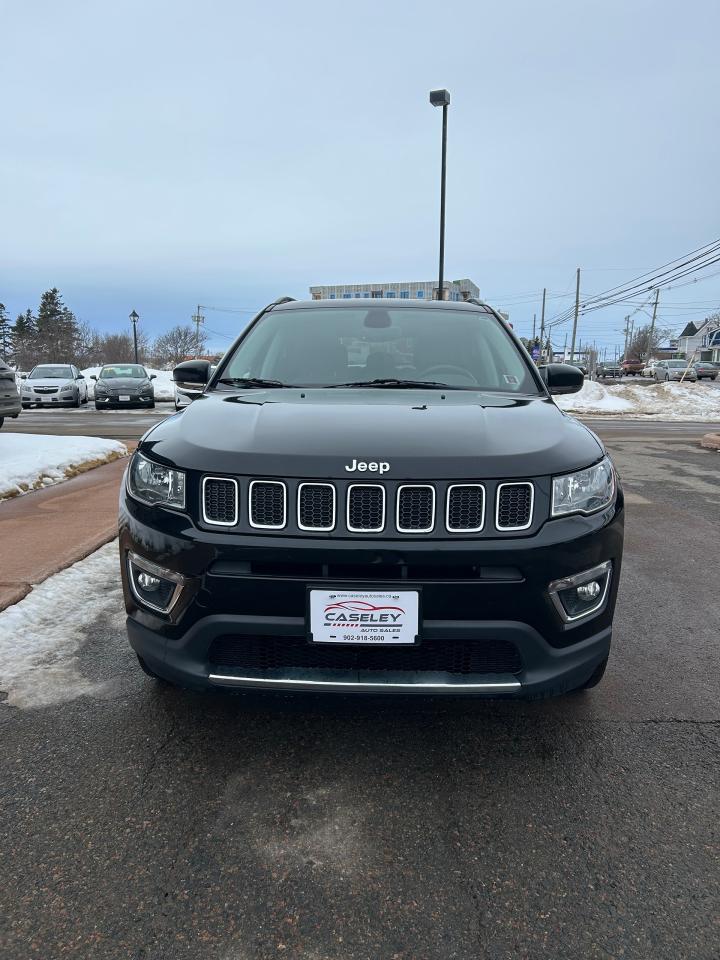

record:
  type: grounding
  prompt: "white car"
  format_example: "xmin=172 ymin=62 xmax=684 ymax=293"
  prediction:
xmin=641 ymin=360 xmax=659 ymax=377
xmin=653 ymin=360 xmax=697 ymax=383
xmin=21 ymin=363 xmax=89 ymax=408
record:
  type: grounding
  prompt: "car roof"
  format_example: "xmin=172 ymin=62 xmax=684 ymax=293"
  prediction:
xmin=273 ymin=298 xmax=495 ymax=315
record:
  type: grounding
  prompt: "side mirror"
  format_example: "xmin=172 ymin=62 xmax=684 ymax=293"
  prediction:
xmin=150 ymin=374 xmax=157 ymax=380
xmin=90 ymin=375 xmax=98 ymax=381
xmin=539 ymin=363 xmax=584 ymax=396
xmin=76 ymin=374 xmax=85 ymax=380
xmin=20 ymin=374 xmax=27 ymax=380
xmin=173 ymin=359 xmax=211 ymax=396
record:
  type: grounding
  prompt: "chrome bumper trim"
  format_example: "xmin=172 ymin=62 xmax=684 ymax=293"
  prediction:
xmin=208 ymin=673 xmax=522 ymax=693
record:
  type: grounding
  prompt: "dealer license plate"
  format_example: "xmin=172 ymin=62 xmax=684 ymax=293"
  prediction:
xmin=309 ymin=589 xmax=419 ymax=645
xmin=119 ymin=395 xmax=131 ymax=401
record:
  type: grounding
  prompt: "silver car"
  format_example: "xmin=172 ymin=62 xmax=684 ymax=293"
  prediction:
xmin=653 ymin=360 xmax=697 ymax=383
xmin=21 ymin=363 xmax=89 ymax=407
xmin=0 ymin=359 xmax=22 ymax=428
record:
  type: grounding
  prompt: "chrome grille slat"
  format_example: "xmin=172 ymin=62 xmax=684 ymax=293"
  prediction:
xmin=396 ymin=484 xmax=435 ymax=533
xmin=202 ymin=476 xmax=238 ymax=526
xmin=446 ymin=484 xmax=485 ymax=532
xmin=347 ymin=484 xmax=385 ymax=532
xmin=249 ymin=480 xmax=287 ymax=529
xmin=495 ymin=482 xmax=534 ymax=531
xmin=297 ymin=482 xmax=336 ymax=531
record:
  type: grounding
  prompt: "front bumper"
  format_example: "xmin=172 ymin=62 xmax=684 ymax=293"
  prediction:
xmin=95 ymin=395 xmax=154 ymax=407
xmin=120 ymin=486 xmax=624 ymax=698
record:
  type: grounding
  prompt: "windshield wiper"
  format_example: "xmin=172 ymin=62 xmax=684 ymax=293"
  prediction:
xmin=324 ymin=378 xmax=455 ymax=389
xmin=217 ymin=377 xmax=292 ymax=388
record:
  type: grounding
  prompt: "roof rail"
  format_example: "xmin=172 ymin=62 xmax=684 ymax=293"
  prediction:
xmin=267 ymin=296 xmax=296 ymax=309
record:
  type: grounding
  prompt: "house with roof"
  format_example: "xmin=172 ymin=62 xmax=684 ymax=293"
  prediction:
xmin=676 ymin=317 xmax=720 ymax=362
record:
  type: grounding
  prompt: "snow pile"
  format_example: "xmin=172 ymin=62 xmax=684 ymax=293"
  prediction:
xmin=0 ymin=433 xmax=127 ymax=499
xmin=557 ymin=380 xmax=720 ymax=420
xmin=81 ymin=366 xmax=176 ymax=402
xmin=0 ymin=542 xmax=122 ymax=709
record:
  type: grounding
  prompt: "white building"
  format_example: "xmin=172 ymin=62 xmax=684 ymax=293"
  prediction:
xmin=677 ymin=318 xmax=720 ymax=362
xmin=309 ymin=278 xmax=481 ymax=303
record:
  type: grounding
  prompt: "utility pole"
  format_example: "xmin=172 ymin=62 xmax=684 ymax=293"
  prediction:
xmin=562 ymin=332 xmax=568 ymax=362
xmin=539 ymin=287 xmax=546 ymax=345
xmin=623 ymin=315 xmax=631 ymax=358
xmin=648 ymin=289 xmax=659 ymax=358
xmin=192 ymin=305 xmax=205 ymax=357
xmin=532 ymin=313 xmax=536 ymax=339
xmin=569 ymin=268 xmax=580 ymax=364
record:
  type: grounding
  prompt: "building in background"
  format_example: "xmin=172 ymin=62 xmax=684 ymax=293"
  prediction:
xmin=677 ymin=318 xmax=720 ymax=362
xmin=310 ymin=278 xmax=481 ymax=303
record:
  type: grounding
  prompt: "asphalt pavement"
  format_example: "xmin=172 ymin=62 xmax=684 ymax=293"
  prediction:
xmin=1 ymin=421 xmax=719 ymax=958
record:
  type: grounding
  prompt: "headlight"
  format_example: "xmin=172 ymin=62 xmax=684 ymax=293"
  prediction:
xmin=128 ymin=453 xmax=185 ymax=509
xmin=60 ymin=382 xmax=74 ymax=392
xmin=22 ymin=385 xmax=32 ymax=392
xmin=551 ymin=457 xmax=615 ymax=517
xmin=94 ymin=383 xmax=108 ymax=394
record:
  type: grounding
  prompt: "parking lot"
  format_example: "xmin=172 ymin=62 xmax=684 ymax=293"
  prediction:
xmin=1 ymin=423 xmax=718 ymax=958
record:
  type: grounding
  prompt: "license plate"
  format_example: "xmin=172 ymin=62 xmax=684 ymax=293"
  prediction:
xmin=309 ymin=589 xmax=419 ymax=645
xmin=119 ymin=395 xmax=131 ymax=401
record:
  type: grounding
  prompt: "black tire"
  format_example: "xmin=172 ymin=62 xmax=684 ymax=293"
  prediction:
xmin=0 ymin=417 xmax=4 ymax=429
xmin=577 ymin=656 xmax=608 ymax=691
xmin=71 ymin=395 xmax=81 ymax=408
xmin=82 ymin=394 xmax=88 ymax=404
xmin=94 ymin=403 xmax=102 ymax=411
xmin=22 ymin=403 xmax=31 ymax=409
xmin=149 ymin=401 xmax=155 ymax=409
xmin=137 ymin=654 xmax=172 ymax=685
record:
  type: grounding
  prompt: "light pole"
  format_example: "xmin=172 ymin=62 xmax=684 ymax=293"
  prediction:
xmin=129 ymin=310 xmax=139 ymax=363
xmin=429 ymin=88 xmax=450 ymax=300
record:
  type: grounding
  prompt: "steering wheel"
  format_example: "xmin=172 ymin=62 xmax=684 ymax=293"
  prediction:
xmin=419 ymin=363 xmax=477 ymax=384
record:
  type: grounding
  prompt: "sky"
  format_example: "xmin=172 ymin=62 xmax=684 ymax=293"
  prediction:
xmin=3 ymin=0 xmax=720 ymax=356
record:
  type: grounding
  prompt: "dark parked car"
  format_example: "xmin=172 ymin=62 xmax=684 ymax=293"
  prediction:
xmin=92 ymin=364 xmax=156 ymax=409
xmin=596 ymin=362 xmax=622 ymax=379
xmin=693 ymin=361 xmax=718 ymax=381
xmin=0 ymin=360 xmax=22 ymax=428
xmin=120 ymin=297 xmax=624 ymax=700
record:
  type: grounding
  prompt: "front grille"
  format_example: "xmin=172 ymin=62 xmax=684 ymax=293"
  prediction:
xmin=203 ymin=477 xmax=238 ymax=526
xmin=249 ymin=481 xmax=286 ymax=529
xmin=33 ymin=387 xmax=58 ymax=394
xmin=347 ymin=484 xmax=385 ymax=532
xmin=496 ymin=482 xmax=534 ymax=530
xmin=209 ymin=635 xmax=523 ymax=676
xmin=397 ymin=485 xmax=435 ymax=532
xmin=447 ymin=485 xmax=485 ymax=532
xmin=298 ymin=483 xmax=335 ymax=530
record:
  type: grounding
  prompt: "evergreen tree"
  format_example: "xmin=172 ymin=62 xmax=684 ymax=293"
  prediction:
xmin=13 ymin=310 xmax=38 ymax=371
xmin=0 ymin=303 xmax=13 ymax=361
xmin=35 ymin=288 xmax=79 ymax=361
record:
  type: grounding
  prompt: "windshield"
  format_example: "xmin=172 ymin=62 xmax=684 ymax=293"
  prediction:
xmin=667 ymin=361 xmax=687 ymax=368
xmin=99 ymin=365 xmax=147 ymax=379
xmin=217 ymin=306 xmax=541 ymax=392
xmin=29 ymin=365 xmax=73 ymax=379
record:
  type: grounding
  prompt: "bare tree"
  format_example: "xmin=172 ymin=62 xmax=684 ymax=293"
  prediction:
xmin=150 ymin=325 xmax=208 ymax=368
xmin=628 ymin=323 xmax=673 ymax=361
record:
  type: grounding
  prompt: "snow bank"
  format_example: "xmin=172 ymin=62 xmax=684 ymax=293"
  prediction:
xmin=557 ymin=380 xmax=720 ymax=420
xmin=0 ymin=433 xmax=127 ymax=499
xmin=81 ymin=366 xmax=176 ymax=402
xmin=0 ymin=542 xmax=122 ymax=709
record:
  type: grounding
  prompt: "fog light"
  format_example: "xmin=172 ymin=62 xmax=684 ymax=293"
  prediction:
xmin=137 ymin=571 xmax=161 ymax=592
xmin=548 ymin=562 xmax=612 ymax=624
xmin=577 ymin=581 xmax=601 ymax=601
xmin=127 ymin=552 xmax=186 ymax=615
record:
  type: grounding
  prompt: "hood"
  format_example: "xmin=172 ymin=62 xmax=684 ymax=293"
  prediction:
xmin=97 ymin=377 xmax=150 ymax=390
xmin=25 ymin=377 xmax=74 ymax=389
xmin=140 ymin=390 xmax=604 ymax=481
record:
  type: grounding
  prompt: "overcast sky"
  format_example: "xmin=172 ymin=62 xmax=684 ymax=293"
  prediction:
xmin=3 ymin=0 xmax=720 ymax=354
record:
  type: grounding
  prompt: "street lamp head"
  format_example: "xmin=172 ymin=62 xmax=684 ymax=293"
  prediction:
xmin=129 ymin=310 xmax=139 ymax=323
xmin=429 ymin=89 xmax=450 ymax=107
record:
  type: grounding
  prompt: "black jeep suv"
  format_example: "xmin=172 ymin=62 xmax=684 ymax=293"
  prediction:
xmin=119 ymin=297 xmax=623 ymax=698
